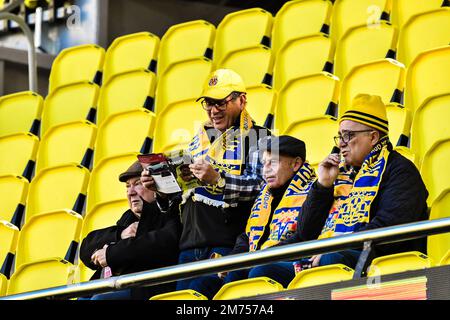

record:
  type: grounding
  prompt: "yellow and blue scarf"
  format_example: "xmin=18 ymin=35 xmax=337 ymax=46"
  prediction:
xmin=320 ymin=137 xmax=391 ymax=239
xmin=246 ymin=163 xmax=316 ymax=251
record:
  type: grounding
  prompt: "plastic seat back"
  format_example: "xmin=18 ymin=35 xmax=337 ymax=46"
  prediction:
xmin=213 ymin=277 xmax=283 ymax=300
xmin=391 ymin=0 xmax=444 ymax=30
xmin=0 ymin=175 xmax=28 ymax=226
xmin=246 ymin=85 xmax=276 ymax=128
xmin=386 ymin=103 xmax=412 ymax=147
xmin=427 ymin=190 xmax=450 ymax=266
xmin=288 ymin=264 xmax=354 ymax=289
xmin=0 ymin=220 xmax=19 ymax=277
xmin=150 ymin=289 xmax=208 ymax=300
xmin=367 ymin=251 xmax=431 ymax=277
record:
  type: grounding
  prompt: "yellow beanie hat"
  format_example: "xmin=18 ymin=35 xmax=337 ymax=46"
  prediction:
xmin=339 ymin=94 xmax=389 ymax=133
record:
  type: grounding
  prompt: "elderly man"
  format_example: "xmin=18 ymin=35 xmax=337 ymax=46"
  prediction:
xmin=186 ymin=135 xmax=316 ymax=298
xmin=281 ymin=94 xmax=429 ymax=269
xmin=79 ymin=161 xmax=181 ymax=300
xmin=142 ymin=69 xmax=270 ymax=290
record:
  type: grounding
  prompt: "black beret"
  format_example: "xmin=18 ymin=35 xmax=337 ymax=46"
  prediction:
xmin=118 ymin=160 xmax=144 ymax=182
xmin=260 ymin=135 xmax=306 ymax=161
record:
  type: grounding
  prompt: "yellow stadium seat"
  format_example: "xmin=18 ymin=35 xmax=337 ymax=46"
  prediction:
xmin=213 ymin=277 xmax=283 ymax=300
xmin=0 ymin=273 xmax=7 ymax=297
xmin=155 ymin=58 xmax=212 ymax=114
xmin=75 ymin=260 xmax=96 ymax=283
xmin=386 ymin=103 xmax=412 ymax=147
xmin=0 ymin=175 xmax=28 ymax=226
xmin=273 ymin=33 xmax=333 ymax=92
xmin=427 ymin=190 xmax=450 ymax=266
xmin=219 ymin=45 xmax=273 ymax=88
xmin=7 ymin=258 xmax=77 ymax=295
xmin=287 ymin=264 xmax=354 ymax=289
xmin=97 ymin=68 xmax=156 ymax=125
xmin=439 ymin=250 xmax=450 ymax=266
xmin=36 ymin=121 xmax=97 ymax=173
xmin=391 ymin=0 xmax=444 ymax=30
xmin=393 ymin=146 xmax=417 ymax=167
xmin=339 ymin=58 xmax=406 ymax=117
xmin=285 ymin=116 xmax=338 ymax=168
xmin=411 ymin=93 xmax=450 ymax=166
xmin=26 ymin=164 xmax=90 ymax=223
xmin=405 ymin=46 xmax=450 ymax=115
xmin=334 ymin=22 xmax=398 ymax=80
xmin=0 ymin=91 xmax=43 ymax=138
xmin=93 ymin=109 xmax=155 ymax=167
xmin=275 ymin=72 xmax=339 ymax=134
xmin=330 ymin=0 xmax=391 ymax=43
xmin=0 ymin=133 xmax=39 ymax=180
xmin=150 ymin=289 xmax=208 ymax=300
xmin=367 ymin=251 xmax=432 ymax=277
xmin=272 ymin=0 xmax=332 ymax=55
xmin=153 ymin=99 xmax=208 ymax=153
xmin=49 ymin=44 xmax=105 ymax=93
xmin=214 ymin=8 xmax=273 ymax=66
xmin=397 ymin=8 xmax=450 ymax=66
xmin=86 ymin=153 xmax=138 ymax=215
xmin=246 ymin=84 xmax=276 ymax=128
xmin=158 ymin=20 xmax=215 ymax=78
xmin=103 ymin=32 xmax=159 ymax=84
xmin=421 ymin=139 xmax=450 ymax=206
xmin=41 ymin=81 xmax=99 ymax=136
xmin=0 ymin=220 xmax=19 ymax=277
xmin=15 ymin=210 xmax=82 ymax=269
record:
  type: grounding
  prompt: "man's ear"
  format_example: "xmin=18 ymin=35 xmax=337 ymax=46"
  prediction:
xmin=292 ymin=157 xmax=303 ymax=172
xmin=239 ymin=94 xmax=247 ymax=110
xmin=371 ymin=130 xmax=381 ymax=146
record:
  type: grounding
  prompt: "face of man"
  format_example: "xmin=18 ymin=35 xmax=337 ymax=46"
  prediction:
xmin=126 ymin=176 xmax=155 ymax=218
xmin=205 ymin=93 xmax=246 ymax=132
xmin=262 ymin=151 xmax=303 ymax=190
xmin=338 ymin=120 xmax=380 ymax=167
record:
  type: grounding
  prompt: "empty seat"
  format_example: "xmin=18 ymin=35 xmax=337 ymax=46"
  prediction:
xmin=272 ymin=0 xmax=332 ymax=55
xmin=330 ymin=0 xmax=391 ymax=42
xmin=158 ymin=20 xmax=215 ymax=77
xmin=36 ymin=121 xmax=97 ymax=173
xmin=97 ymin=69 xmax=156 ymax=124
xmin=275 ymin=72 xmax=339 ymax=134
xmin=386 ymin=103 xmax=412 ymax=147
xmin=103 ymin=32 xmax=159 ymax=84
xmin=213 ymin=277 xmax=283 ymax=300
xmin=76 ymin=260 xmax=96 ymax=283
xmin=41 ymin=81 xmax=99 ymax=136
xmin=26 ymin=164 xmax=90 ymax=223
xmin=7 ymin=258 xmax=76 ymax=295
xmin=273 ymin=33 xmax=333 ymax=91
xmin=15 ymin=210 xmax=82 ymax=269
xmin=339 ymin=58 xmax=406 ymax=118
xmin=427 ymin=190 xmax=450 ymax=266
xmin=214 ymin=8 xmax=273 ymax=66
xmin=367 ymin=251 xmax=432 ymax=276
xmin=439 ymin=250 xmax=450 ymax=266
xmin=153 ymin=100 xmax=208 ymax=153
xmin=0 ymin=133 xmax=39 ymax=181
xmin=49 ymin=44 xmax=105 ymax=93
xmin=0 ymin=273 xmax=6 ymax=297
xmin=0 ymin=91 xmax=43 ymax=138
xmin=150 ymin=289 xmax=208 ymax=300
xmin=155 ymin=58 xmax=212 ymax=114
xmin=405 ymin=46 xmax=450 ymax=115
xmin=394 ymin=146 xmax=417 ymax=167
xmin=246 ymin=85 xmax=276 ymax=128
xmin=391 ymin=0 xmax=444 ymax=30
xmin=219 ymin=45 xmax=273 ymax=88
xmin=0 ymin=220 xmax=19 ymax=278
xmin=397 ymin=8 xmax=450 ymax=66
xmin=93 ymin=109 xmax=156 ymax=167
xmin=287 ymin=264 xmax=354 ymax=289
xmin=334 ymin=22 xmax=398 ymax=80
xmin=0 ymin=175 xmax=28 ymax=226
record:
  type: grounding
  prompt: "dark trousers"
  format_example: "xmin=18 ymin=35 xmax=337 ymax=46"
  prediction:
xmin=318 ymin=249 xmax=362 ymax=268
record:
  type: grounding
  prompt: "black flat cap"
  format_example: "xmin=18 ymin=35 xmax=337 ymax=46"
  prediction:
xmin=119 ymin=160 xmax=144 ymax=182
xmin=260 ymin=135 xmax=306 ymax=161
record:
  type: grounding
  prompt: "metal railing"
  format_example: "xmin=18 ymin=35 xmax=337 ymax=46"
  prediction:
xmin=2 ymin=216 xmax=450 ymax=300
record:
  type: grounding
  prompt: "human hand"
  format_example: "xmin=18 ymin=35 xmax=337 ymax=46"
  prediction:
xmin=91 ymin=244 xmax=109 ymax=268
xmin=217 ymin=271 xmax=228 ymax=279
xmin=189 ymin=160 xmax=220 ymax=185
xmin=141 ymin=169 xmax=157 ymax=191
xmin=317 ymin=154 xmax=340 ymax=188
xmin=311 ymin=254 xmax=322 ymax=267
xmin=121 ymin=222 xmax=138 ymax=239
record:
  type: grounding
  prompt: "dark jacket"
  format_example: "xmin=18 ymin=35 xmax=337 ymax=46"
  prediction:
xmin=280 ymin=150 xmax=429 ymax=258
xmin=80 ymin=199 xmax=181 ymax=299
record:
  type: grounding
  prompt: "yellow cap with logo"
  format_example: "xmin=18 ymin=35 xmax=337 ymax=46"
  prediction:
xmin=196 ymin=69 xmax=246 ymax=101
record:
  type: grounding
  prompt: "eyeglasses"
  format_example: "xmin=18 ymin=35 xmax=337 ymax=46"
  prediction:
xmin=334 ymin=130 xmax=374 ymax=146
xmin=201 ymin=93 xmax=241 ymax=111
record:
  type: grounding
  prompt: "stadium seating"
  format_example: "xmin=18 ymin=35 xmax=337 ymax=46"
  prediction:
xmin=394 ymin=146 xmax=417 ymax=167
xmin=0 ymin=91 xmax=43 ymax=138
xmin=391 ymin=0 xmax=444 ymax=30
xmin=0 ymin=273 xmax=6 ymax=297
xmin=272 ymin=0 xmax=332 ymax=55
xmin=0 ymin=220 xmax=19 ymax=277
xmin=397 ymin=8 xmax=450 ymax=66
xmin=76 ymin=261 xmax=96 ymax=283
xmin=439 ymin=250 xmax=450 ymax=266
xmin=36 ymin=121 xmax=97 ymax=173
xmin=150 ymin=289 xmax=208 ymax=300
xmin=367 ymin=252 xmax=432 ymax=276
xmin=427 ymin=190 xmax=450 ymax=266
xmin=48 ymin=44 xmax=104 ymax=93
xmin=213 ymin=277 xmax=283 ymax=300
xmin=287 ymin=264 xmax=354 ymax=289
xmin=0 ymin=175 xmax=28 ymax=226
xmin=246 ymin=84 xmax=276 ymax=128
xmin=385 ymin=103 xmax=411 ymax=147
xmin=158 ymin=20 xmax=215 ymax=78
xmin=102 ymin=32 xmax=159 ymax=85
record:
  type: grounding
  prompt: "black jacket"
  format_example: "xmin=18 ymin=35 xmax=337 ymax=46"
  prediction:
xmin=80 ymin=200 xmax=181 ymax=299
xmin=280 ymin=150 xmax=429 ymax=258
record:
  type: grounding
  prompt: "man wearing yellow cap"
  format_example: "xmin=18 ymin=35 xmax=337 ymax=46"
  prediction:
xmin=280 ymin=94 xmax=429 ymax=269
xmin=142 ymin=69 xmax=270 ymax=290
